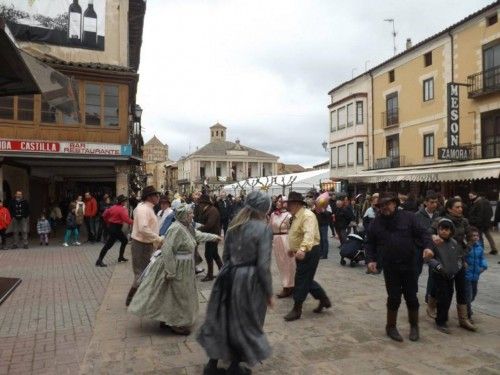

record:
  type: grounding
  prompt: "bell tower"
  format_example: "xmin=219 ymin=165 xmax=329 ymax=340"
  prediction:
xmin=210 ymin=123 xmax=227 ymax=142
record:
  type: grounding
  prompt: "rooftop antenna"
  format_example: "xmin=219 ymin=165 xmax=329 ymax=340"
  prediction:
xmin=384 ymin=18 xmax=397 ymax=56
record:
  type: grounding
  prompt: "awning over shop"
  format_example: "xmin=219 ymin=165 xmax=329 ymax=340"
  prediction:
xmin=345 ymin=159 xmax=500 ymax=183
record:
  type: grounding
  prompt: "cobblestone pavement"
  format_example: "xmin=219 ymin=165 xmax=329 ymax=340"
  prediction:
xmin=1 ymin=233 xmax=499 ymax=374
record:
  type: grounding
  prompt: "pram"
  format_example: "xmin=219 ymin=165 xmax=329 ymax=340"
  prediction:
xmin=339 ymin=232 xmax=365 ymax=267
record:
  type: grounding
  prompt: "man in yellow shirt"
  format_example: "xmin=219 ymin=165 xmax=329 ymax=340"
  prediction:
xmin=284 ymin=191 xmax=331 ymax=321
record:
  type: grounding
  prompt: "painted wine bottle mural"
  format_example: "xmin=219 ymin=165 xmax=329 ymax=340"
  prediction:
xmin=68 ymin=0 xmax=82 ymax=45
xmin=83 ymin=0 xmax=97 ymax=47
xmin=0 ymin=0 xmax=106 ymax=51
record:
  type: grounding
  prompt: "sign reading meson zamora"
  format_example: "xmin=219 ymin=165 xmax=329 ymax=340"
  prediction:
xmin=0 ymin=139 xmax=132 ymax=156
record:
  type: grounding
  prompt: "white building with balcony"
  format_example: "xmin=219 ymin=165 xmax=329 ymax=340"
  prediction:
xmin=177 ymin=123 xmax=279 ymax=192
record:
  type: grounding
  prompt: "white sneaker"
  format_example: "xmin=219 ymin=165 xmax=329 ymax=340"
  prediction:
xmin=63 ymin=243 xmax=69 ymax=247
xmin=75 ymin=242 xmax=81 ymax=246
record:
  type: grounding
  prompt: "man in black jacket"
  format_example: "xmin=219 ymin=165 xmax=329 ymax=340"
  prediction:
xmin=365 ymin=192 xmax=433 ymax=343
xmin=199 ymin=194 xmax=223 ymax=281
xmin=332 ymin=193 xmax=355 ymax=245
xmin=468 ymin=191 xmax=497 ymax=255
xmin=9 ymin=190 xmax=30 ymax=249
xmin=216 ymin=192 xmax=232 ymax=236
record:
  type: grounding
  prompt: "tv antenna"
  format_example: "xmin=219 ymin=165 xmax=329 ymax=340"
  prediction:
xmin=384 ymin=18 xmax=397 ymax=56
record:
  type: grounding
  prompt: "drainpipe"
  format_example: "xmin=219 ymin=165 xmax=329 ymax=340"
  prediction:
xmin=369 ymin=70 xmax=375 ymax=170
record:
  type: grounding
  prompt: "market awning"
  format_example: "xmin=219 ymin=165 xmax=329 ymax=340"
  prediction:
xmin=0 ymin=18 xmax=79 ymax=117
xmin=345 ymin=159 xmax=500 ymax=183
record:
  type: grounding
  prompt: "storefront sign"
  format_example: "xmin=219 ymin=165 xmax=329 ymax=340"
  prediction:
xmin=438 ymin=147 xmax=471 ymax=161
xmin=0 ymin=139 xmax=131 ymax=156
xmin=447 ymin=83 xmax=460 ymax=147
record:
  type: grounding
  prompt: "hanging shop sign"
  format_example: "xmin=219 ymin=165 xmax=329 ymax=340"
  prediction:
xmin=0 ymin=139 xmax=131 ymax=156
xmin=0 ymin=0 xmax=106 ymax=51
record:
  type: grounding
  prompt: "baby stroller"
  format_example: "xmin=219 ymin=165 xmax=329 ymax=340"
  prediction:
xmin=339 ymin=232 xmax=365 ymax=267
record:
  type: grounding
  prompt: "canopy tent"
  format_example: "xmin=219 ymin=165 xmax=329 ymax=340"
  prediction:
xmin=222 ymin=169 xmax=334 ymax=196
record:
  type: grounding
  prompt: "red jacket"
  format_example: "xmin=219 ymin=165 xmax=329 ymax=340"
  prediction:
xmin=84 ymin=197 xmax=98 ymax=217
xmin=103 ymin=204 xmax=133 ymax=225
xmin=0 ymin=206 xmax=12 ymax=230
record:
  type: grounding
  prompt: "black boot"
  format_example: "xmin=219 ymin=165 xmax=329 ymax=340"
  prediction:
xmin=202 ymin=262 xmax=214 ymax=282
xmin=408 ymin=308 xmax=419 ymax=341
xmin=117 ymin=257 xmax=128 ymax=262
xmin=284 ymin=303 xmax=303 ymax=321
xmin=125 ymin=287 xmax=137 ymax=306
xmin=203 ymin=359 xmax=226 ymax=375
xmin=228 ymin=361 xmax=251 ymax=375
xmin=313 ymin=296 xmax=332 ymax=313
xmin=95 ymin=259 xmax=107 ymax=267
xmin=386 ymin=309 xmax=403 ymax=342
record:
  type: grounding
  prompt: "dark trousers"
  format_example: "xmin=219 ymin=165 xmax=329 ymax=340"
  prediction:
xmin=205 ymin=241 xmax=222 ymax=270
xmin=221 ymin=218 xmax=229 ymax=236
xmin=96 ymin=216 xmax=109 ymax=243
xmin=84 ymin=216 xmax=96 ymax=242
xmin=335 ymin=226 xmax=347 ymax=244
xmin=0 ymin=229 xmax=6 ymax=247
xmin=426 ymin=267 xmax=436 ymax=302
xmin=329 ymin=221 xmax=336 ymax=237
xmin=293 ymin=245 xmax=327 ymax=304
xmin=465 ymin=279 xmax=479 ymax=318
xmin=479 ymin=227 xmax=498 ymax=252
xmin=97 ymin=224 xmax=127 ymax=261
xmin=383 ymin=262 xmax=419 ymax=311
xmin=435 ymin=267 xmax=467 ymax=325
xmin=319 ymin=225 xmax=329 ymax=258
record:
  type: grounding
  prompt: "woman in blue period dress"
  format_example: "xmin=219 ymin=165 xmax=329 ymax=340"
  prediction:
xmin=128 ymin=204 xmax=220 ymax=335
xmin=197 ymin=191 xmax=274 ymax=375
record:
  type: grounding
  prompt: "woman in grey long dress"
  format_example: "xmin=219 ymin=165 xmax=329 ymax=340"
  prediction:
xmin=197 ymin=191 xmax=274 ymax=375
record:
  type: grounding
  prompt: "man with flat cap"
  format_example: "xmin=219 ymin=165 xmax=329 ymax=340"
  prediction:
xmin=125 ymin=186 xmax=164 ymax=306
xmin=284 ymin=191 xmax=331 ymax=321
xmin=95 ymin=194 xmax=133 ymax=267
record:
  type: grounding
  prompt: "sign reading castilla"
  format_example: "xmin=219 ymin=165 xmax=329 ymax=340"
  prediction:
xmin=438 ymin=82 xmax=472 ymax=161
xmin=0 ymin=139 xmax=131 ymax=156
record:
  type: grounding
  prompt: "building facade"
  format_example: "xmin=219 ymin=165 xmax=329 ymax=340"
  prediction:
xmin=177 ymin=123 xmax=279 ymax=192
xmin=328 ymin=2 xmax=500 ymax=199
xmin=0 ymin=0 xmax=146 ymax=224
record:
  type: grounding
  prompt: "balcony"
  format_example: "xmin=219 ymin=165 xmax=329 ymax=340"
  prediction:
xmin=382 ymin=109 xmax=399 ymax=127
xmin=468 ymin=66 xmax=500 ymax=98
xmin=373 ymin=155 xmax=404 ymax=170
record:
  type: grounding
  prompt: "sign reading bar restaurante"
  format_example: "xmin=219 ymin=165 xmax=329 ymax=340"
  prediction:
xmin=0 ymin=140 xmax=132 ymax=156
xmin=438 ymin=82 xmax=472 ymax=161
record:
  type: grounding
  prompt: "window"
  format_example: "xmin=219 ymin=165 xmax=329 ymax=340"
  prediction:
xmin=104 ymin=85 xmax=119 ymax=126
xmin=386 ymin=134 xmax=400 ymax=158
xmin=423 ymin=133 xmax=434 ymax=157
xmin=347 ymin=143 xmax=354 ymax=166
xmin=85 ymin=83 xmax=100 ymax=125
xmin=330 ymin=147 xmax=337 ymax=168
xmin=386 ymin=92 xmax=399 ymax=126
xmin=481 ymin=110 xmax=500 ymax=159
xmin=424 ymin=51 xmax=432 ymax=67
xmin=200 ymin=167 xmax=205 ymax=178
xmin=216 ymin=167 xmax=221 ymax=177
xmin=423 ymin=78 xmax=434 ymax=101
xmin=356 ymin=101 xmax=363 ymax=124
xmin=388 ymin=69 xmax=395 ymax=83
xmin=216 ymin=131 xmax=219 ymax=136
xmin=337 ymin=107 xmax=346 ymax=129
xmin=346 ymin=103 xmax=354 ymax=126
xmin=221 ymin=131 xmax=224 ymax=137
xmin=357 ymin=142 xmax=364 ymax=165
xmin=483 ymin=43 xmax=500 ymax=90
xmin=41 ymin=98 xmax=56 ymax=123
xmin=16 ymin=95 xmax=34 ymax=121
xmin=338 ymin=145 xmax=346 ymax=167
xmin=487 ymin=14 xmax=498 ymax=26
xmin=0 ymin=96 xmax=14 ymax=119
xmin=330 ymin=110 xmax=337 ymax=132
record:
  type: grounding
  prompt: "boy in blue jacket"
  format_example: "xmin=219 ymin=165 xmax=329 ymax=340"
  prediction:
xmin=465 ymin=227 xmax=488 ymax=323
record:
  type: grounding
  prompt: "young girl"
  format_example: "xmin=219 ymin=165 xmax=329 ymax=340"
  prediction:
xmin=37 ymin=212 xmax=51 ymax=246
xmin=465 ymin=227 xmax=488 ymax=323
xmin=0 ymin=200 xmax=12 ymax=250
xmin=63 ymin=208 xmax=81 ymax=247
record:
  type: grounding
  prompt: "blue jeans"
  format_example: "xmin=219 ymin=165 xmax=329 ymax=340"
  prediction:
xmin=464 ymin=279 xmax=478 ymax=318
xmin=319 ymin=225 xmax=329 ymax=258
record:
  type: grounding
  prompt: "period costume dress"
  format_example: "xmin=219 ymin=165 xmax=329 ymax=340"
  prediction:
xmin=128 ymin=206 xmax=219 ymax=333
xmin=198 ymin=191 xmax=273 ymax=374
xmin=269 ymin=208 xmax=295 ymax=295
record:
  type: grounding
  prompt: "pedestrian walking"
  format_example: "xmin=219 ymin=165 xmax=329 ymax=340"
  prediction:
xmin=468 ymin=191 xmax=497 ymax=255
xmin=365 ymin=192 xmax=433 ymax=342
xmin=216 ymin=191 xmax=232 ymax=236
xmin=125 ymin=186 xmax=163 ymax=307
xmin=198 ymin=194 xmax=223 ymax=282
xmin=96 ymin=194 xmax=111 ymax=243
xmin=197 ymin=191 xmax=274 ymax=375
xmin=129 ymin=204 xmax=220 ymax=335
xmin=332 ymin=193 xmax=354 ymax=245
xmin=270 ymin=195 xmax=295 ymax=298
xmin=9 ymin=190 xmax=30 ymax=249
xmin=63 ymin=207 xmax=81 ymax=246
xmin=84 ymin=192 xmax=98 ymax=242
xmin=36 ymin=212 xmax=51 ymax=246
xmin=95 ymin=195 xmax=133 ymax=267
xmin=0 ymin=200 xmax=12 ymax=249
xmin=283 ymin=191 xmax=331 ymax=322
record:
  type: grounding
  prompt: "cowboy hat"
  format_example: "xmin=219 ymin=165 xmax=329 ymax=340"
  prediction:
xmin=141 ymin=185 xmax=161 ymax=200
xmin=287 ymin=191 xmax=305 ymax=204
xmin=376 ymin=191 xmax=400 ymax=207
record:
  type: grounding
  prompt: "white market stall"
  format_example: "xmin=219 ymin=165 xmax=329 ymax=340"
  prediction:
xmin=223 ymin=169 xmax=340 ymax=196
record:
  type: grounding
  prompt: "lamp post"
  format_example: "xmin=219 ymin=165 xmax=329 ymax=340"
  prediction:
xmin=322 ymin=140 xmax=328 ymax=151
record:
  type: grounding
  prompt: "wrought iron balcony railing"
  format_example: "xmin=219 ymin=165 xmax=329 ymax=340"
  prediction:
xmin=372 ymin=155 xmax=404 ymax=170
xmin=381 ymin=109 xmax=399 ymax=127
xmin=468 ymin=66 xmax=500 ymax=98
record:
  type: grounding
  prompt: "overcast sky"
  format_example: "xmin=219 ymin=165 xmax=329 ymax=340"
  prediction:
xmin=137 ymin=0 xmax=492 ymax=167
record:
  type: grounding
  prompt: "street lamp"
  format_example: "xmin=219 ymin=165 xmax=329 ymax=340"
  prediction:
xmin=322 ymin=140 xmax=328 ymax=151
xmin=134 ymin=104 xmax=143 ymax=120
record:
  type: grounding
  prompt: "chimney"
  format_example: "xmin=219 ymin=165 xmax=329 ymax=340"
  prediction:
xmin=406 ymin=38 xmax=412 ymax=50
